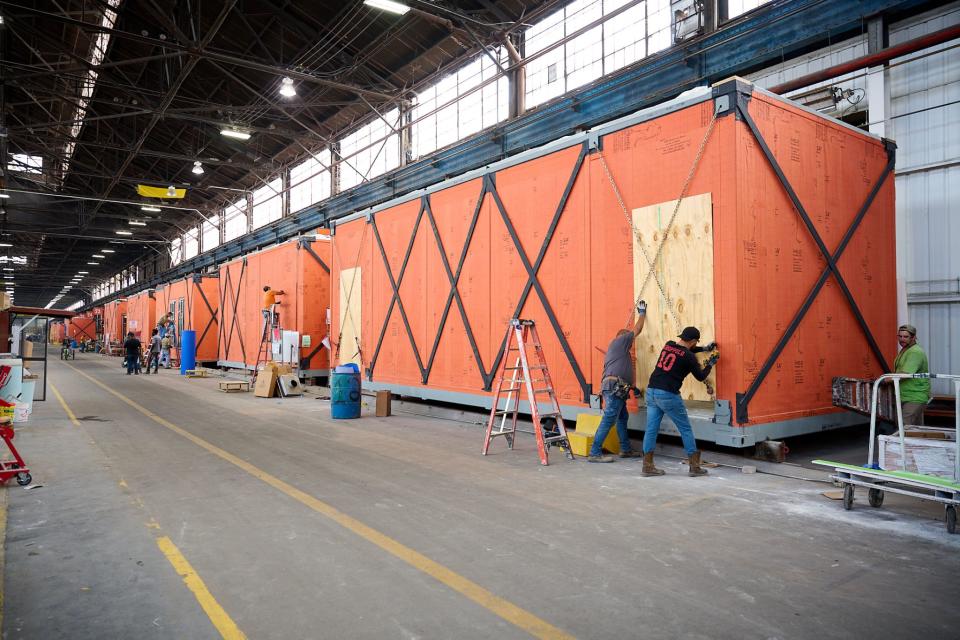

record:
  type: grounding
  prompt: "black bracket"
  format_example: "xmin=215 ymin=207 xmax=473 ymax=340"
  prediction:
xmin=733 ymin=94 xmax=895 ymax=423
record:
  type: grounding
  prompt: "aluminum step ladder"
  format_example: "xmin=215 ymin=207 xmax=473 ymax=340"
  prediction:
xmin=482 ymin=319 xmax=574 ymax=465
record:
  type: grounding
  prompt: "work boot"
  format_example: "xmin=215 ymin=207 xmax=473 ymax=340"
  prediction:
xmin=687 ymin=451 xmax=709 ymax=477
xmin=619 ymin=450 xmax=642 ymax=458
xmin=587 ymin=454 xmax=615 ymax=463
xmin=641 ymin=452 xmax=665 ymax=476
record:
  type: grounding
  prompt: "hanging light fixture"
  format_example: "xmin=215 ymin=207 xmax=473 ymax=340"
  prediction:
xmin=192 ymin=161 xmax=204 ymax=175
xmin=279 ymin=76 xmax=297 ymax=98
xmin=166 ymin=185 xmax=177 ymax=197
xmin=364 ymin=0 xmax=410 ymax=15
xmin=220 ymin=128 xmax=251 ymax=141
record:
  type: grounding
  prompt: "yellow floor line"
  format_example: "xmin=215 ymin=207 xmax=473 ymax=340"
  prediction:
xmin=64 ymin=362 xmax=575 ymax=640
xmin=53 ymin=376 xmax=247 ymax=640
xmin=50 ymin=383 xmax=81 ymax=426
xmin=156 ymin=537 xmax=247 ymax=640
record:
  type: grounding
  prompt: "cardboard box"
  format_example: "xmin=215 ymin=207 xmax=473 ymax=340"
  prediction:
xmin=375 ymin=391 xmax=392 ymax=417
xmin=254 ymin=368 xmax=278 ymax=398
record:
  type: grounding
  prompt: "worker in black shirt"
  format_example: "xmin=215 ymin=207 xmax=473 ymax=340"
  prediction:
xmin=642 ymin=326 xmax=718 ymax=477
xmin=123 ymin=331 xmax=142 ymax=375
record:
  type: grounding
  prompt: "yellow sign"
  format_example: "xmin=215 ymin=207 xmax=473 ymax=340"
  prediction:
xmin=136 ymin=184 xmax=186 ymax=199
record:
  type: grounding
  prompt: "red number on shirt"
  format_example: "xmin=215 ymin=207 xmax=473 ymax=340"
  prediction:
xmin=657 ymin=352 xmax=677 ymax=371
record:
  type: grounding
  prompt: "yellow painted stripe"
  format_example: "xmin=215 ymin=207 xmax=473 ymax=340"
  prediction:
xmin=50 ymin=383 xmax=81 ymax=427
xmin=53 ymin=380 xmax=246 ymax=639
xmin=66 ymin=363 xmax=574 ymax=640
xmin=156 ymin=537 xmax=247 ymax=640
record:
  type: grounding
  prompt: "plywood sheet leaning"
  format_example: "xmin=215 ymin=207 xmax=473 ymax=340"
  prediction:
xmin=632 ymin=192 xmax=715 ymax=401
xmin=338 ymin=267 xmax=362 ymax=367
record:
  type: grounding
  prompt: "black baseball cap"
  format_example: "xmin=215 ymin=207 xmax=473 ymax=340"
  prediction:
xmin=678 ymin=326 xmax=700 ymax=341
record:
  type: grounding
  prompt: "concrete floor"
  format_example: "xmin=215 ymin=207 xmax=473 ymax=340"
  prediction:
xmin=2 ymin=354 xmax=959 ymax=639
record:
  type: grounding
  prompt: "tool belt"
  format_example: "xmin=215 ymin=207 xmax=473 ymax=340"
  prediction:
xmin=602 ymin=375 xmax=636 ymax=400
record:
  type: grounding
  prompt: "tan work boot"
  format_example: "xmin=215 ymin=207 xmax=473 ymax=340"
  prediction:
xmin=641 ymin=452 xmax=665 ymax=477
xmin=688 ymin=451 xmax=709 ymax=477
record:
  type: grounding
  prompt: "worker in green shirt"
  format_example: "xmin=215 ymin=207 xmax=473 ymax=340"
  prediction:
xmin=894 ymin=324 xmax=930 ymax=426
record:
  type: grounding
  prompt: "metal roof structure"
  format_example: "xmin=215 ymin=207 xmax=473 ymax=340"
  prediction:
xmin=0 ymin=0 xmax=552 ymax=307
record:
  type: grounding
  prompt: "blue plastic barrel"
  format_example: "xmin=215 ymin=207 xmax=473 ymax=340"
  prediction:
xmin=331 ymin=363 xmax=361 ymax=419
xmin=179 ymin=330 xmax=197 ymax=375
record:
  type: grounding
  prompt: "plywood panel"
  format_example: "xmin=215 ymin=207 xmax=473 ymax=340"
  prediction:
xmin=632 ymin=193 xmax=716 ymax=401
xmin=339 ymin=267 xmax=362 ymax=367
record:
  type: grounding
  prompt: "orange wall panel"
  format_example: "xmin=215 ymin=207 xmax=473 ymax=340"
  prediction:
xmin=126 ymin=291 xmax=156 ymax=339
xmin=102 ymin=299 xmax=127 ymax=344
xmin=156 ymin=275 xmax=221 ymax=362
xmin=330 ymin=88 xmax=896 ymax=431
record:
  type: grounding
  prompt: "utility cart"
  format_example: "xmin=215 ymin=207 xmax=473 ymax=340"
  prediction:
xmin=815 ymin=373 xmax=960 ymax=533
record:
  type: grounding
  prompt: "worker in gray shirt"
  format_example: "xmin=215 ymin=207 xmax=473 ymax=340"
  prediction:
xmin=588 ymin=300 xmax=647 ymax=462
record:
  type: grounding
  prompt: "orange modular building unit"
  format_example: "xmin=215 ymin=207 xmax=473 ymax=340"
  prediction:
xmin=50 ymin=321 xmax=66 ymax=345
xmin=329 ymin=79 xmax=897 ymax=447
xmin=102 ymin=298 xmax=128 ymax=345
xmin=66 ymin=316 xmax=96 ymax=342
xmin=126 ymin=290 xmax=157 ymax=339
xmin=218 ymin=236 xmax=332 ymax=375
xmin=155 ymin=275 xmax=220 ymax=363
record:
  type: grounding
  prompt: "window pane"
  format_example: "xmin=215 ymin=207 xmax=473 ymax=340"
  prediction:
xmin=289 ymin=149 xmax=331 ymax=213
xmin=201 ymin=215 xmax=220 ymax=253
xmin=251 ymin=177 xmax=283 ymax=229
xmin=727 ymin=0 xmax=772 ymax=19
xmin=170 ymin=238 xmax=182 ymax=266
xmin=223 ymin=199 xmax=247 ymax=242
xmin=339 ymin=109 xmax=400 ymax=190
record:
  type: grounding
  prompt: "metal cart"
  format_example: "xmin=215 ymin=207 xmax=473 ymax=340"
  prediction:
xmin=814 ymin=372 xmax=960 ymax=534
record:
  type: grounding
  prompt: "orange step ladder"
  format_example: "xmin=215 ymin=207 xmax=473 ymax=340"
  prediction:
xmin=482 ymin=319 xmax=574 ymax=465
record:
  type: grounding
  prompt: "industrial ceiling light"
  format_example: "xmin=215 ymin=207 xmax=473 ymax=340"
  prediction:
xmin=192 ymin=161 xmax=204 ymax=175
xmin=166 ymin=185 xmax=177 ymax=197
xmin=102 ymin=249 xmax=115 ymax=253
xmin=220 ymin=128 xmax=251 ymax=141
xmin=0 ymin=242 xmax=11 ymax=247
xmin=279 ymin=76 xmax=297 ymax=98
xmin=77 ymin=271 xmax=89 ymax=274
xmin=141 ymin=206 xmax=161 ymax=213
xmin=115 ymin=230 xmax=132 ymax=236
xmin=364 ymin=0 xmax=410 ymax=15
xmin=128 ymin=220 xmax=147 ymax=227
xmin=87 ymin=262 xmax=100 ymax=265
xmin=0 ymin=193 xmax=9 ymax=199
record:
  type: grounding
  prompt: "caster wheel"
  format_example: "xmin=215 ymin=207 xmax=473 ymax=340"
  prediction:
xmin=16 ymin=472 xmax=31 ymax=486
xmin=842 ymin=484 xmax=854 ymax=511
xmin=946 ymin=506 xmax=957 ymax=534
xmin=868 ymin=488 xmax=884 ymax=508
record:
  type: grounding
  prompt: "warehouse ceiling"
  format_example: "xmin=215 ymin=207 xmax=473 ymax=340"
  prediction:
xmin=0 ymin=0 xmax=552 ymax=307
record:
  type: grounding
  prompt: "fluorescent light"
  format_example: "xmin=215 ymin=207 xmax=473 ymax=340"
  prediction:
xmin=279 ymin=77 xmax=296 ymax=98
xmin=2 ymin=268 xmax=11 ymax=271
xmin=192 ymin=161 xmax=204 ymax=175
xmin=141 ymin=206 xmax=161 ymax=213
xmin=220 ymin=128 xmax=251 ymax=141
xmin=364 ymin=0 xmax=410 ymax=15
xmin=102 ymin=249 xmax=115 ymax=253
xmin=115 ymin=230 xmax=133 ymax=236
xmin=87 ymin=262 xmax=100 ymax=265
xmin=92 ymin=254 xmax=105 ymax=258
xmin=0 ymin=194 xmax=9 ymax=199
xmin=128 ymin=220 xmax=147 ymax=227
xmin=0 ymin=243 xmax=11 ymax=247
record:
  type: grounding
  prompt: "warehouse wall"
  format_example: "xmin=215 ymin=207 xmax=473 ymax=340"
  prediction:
xmin=750 ymin=2 xmax=960 ymax=394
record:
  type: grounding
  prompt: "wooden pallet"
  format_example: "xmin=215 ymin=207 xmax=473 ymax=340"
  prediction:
xmin=185 ymin=369 xmax=210 ymax=378
xmin=218 ymin=380 xmax=250 ymax=393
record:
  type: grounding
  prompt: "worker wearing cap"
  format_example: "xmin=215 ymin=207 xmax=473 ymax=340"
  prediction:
xmin=894 ymin=324 xmax=930 ymax=426
xmin=587 ymin=300 xmax=648 ymax=463
xmin=262 ymin=285 xmax=285 ymax=329
xmin=642 ymin=326 xmax=718 ymax=477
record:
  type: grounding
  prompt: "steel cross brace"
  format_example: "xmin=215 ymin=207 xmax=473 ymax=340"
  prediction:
xmin=192 ymin=275 xmax=220 ymax=355
xmin=299 ymin=238 xmax=331 ymax=274
xmin=220 ymin=259 xmax=248 ymax=367
xmin=367 ymin=203 xmax=429 ymax=381
xmin=732 ymin=93 xmax=895 ymax=423
xmin=421 ymin=191 xmax=490 ymax=386
xmin=486 ymin=143 xmax=591 ymax=402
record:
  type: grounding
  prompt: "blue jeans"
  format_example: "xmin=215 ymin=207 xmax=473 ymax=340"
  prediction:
xmin=643 ymin=387 xmax=698 ymax=456
xmin=125 ymin=354 xmax=140 ymax=374
xmin=589 ymin=390 xmax=633 ymax=456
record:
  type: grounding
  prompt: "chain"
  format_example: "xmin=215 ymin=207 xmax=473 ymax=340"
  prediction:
xmin=597 ymin=106 xmax=719 ymax=330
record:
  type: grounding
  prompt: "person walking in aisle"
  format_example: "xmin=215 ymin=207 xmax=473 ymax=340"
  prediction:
xmin=160 ymin=333 xmax=172 ymax=369
xmin=123 ymin=332 xmax=142 ymax=375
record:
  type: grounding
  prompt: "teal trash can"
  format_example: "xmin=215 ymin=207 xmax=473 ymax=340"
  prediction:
xmin=331 ymin=363 xmax=361 ymax=419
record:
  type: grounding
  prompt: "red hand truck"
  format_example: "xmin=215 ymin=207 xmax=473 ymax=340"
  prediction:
xmin=0 ymin=419 xmax=32 ymax=486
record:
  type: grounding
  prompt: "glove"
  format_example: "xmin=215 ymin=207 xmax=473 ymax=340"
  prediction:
xmin=635 ymin=300 xmax=647 ymax=316
xmin=707 ymin=353 xmax=720 ymax=367
xmin=703 ymin=342 xmax=717 ymax=351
